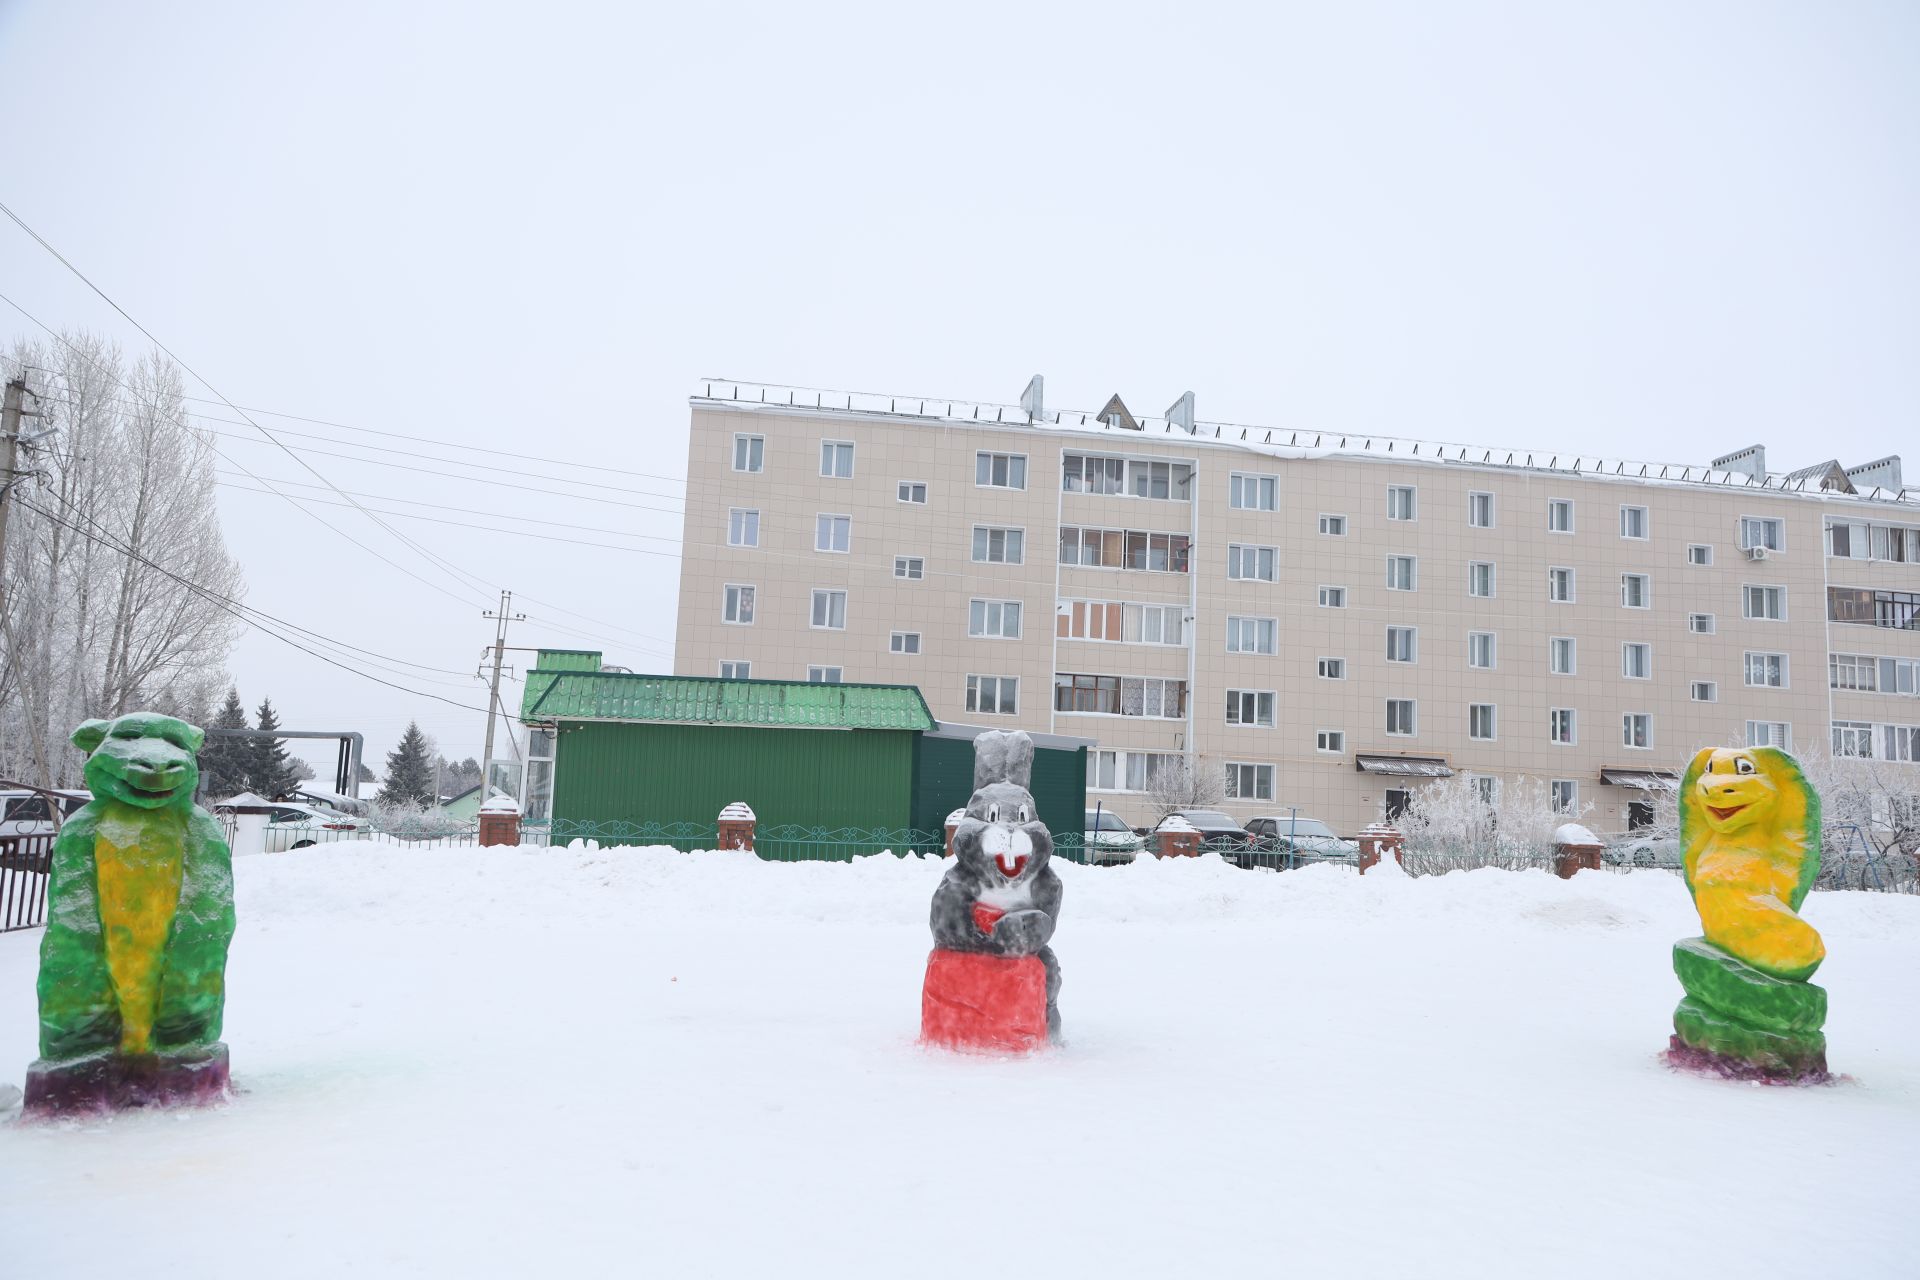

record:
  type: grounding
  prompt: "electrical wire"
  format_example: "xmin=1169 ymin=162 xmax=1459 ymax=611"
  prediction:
xmin=211 ymin=471 xmax=681 ymax=540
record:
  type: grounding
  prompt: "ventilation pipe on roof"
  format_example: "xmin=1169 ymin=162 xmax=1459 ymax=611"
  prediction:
xmin=1711 ymin=444 xmax=1767 ymax=479
xmin=1020 ymin=374 xmax=1044 ymax=423
xmin=1166 ymin=390 xmax=1196 ymax=434
xmin=1847 ymin=455 xmax=1903 ymax=491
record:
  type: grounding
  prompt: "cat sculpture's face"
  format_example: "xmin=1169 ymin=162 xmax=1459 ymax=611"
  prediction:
xmin=74 ymin=713 xmax=204 ymax=811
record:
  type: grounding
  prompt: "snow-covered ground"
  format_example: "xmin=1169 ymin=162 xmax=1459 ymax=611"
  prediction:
xmin=3 ymin=845 xmax=1916 ymax=1279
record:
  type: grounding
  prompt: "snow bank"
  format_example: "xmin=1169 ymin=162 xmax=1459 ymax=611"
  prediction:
xmin=1 ymin=844 xmax=1915 ymax=1279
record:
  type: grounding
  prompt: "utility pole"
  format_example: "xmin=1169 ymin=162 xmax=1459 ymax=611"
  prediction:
xmin=480 ymin=590 xmax=524 ymax=794
xmin=0 ymin=378 xmax=27 ymax=615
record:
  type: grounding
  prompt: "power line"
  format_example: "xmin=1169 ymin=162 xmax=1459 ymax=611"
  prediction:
xmin=211 ymin=470 xmax=682 ymax=540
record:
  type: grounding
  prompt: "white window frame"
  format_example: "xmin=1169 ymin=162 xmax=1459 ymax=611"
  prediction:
xmin=1691 ymin=681 xmax=1718 ymax=703
xmin=809 ymin=588 xmax=847 ymax=631
xmin=807 ymin=665 xmax=843 ymax=684
xmin=1621 ymin=573 xmax=1651 ymax=609
xmin=1468 ymin=561 xmax=1495 ymax=598
xmin=732 ymin=433 xmax=765 ymax=473
xmin=1318 ymin=513 xmax=1348 ymax=537
xmin=1385 ymin=698 xmax=1417 ymax=737
xmin=1551 ymin=780 xmax=1578 ymax=813
xmin=1317 ymin=585 xmax=1347 ymax=609
xmin=1316 ymin=730 xmax=1345 ymax=754
xmin=815 ymin=513 xmax=851 ymax=554
xmin=1832 ymin=721 xmax=1874 ymax=759
xmin=1226 ymin=615 xmax=1279 ymax=655
xmin=1745 ymin=720 xmax=1791 ymax=750
xmin=1739 ymin=515 xmax=1785 ymax=553
xmin=1227 ymin=543 xmax=1278 ymax=582
xmin=889 ymin=631 xmax=921 ymax=655
xmin=897 ymin=481 xmax=928 ymax=505
xmin=971 ymin=525 xmax=1026 ymax=565
xmin=820 ymin=439 xmax=855 ymax=479
xmin=1223 ymin=761 xmax=1276 ymax=802
xmin=1228 ymin=472 xmax=1279 ymax=511
xmin=719 ymin=660 xmax=751 ymax=679
xmin=1622 ymin=642 xmax=1652 ymax=680
xmin=1623 ymin=712 xmax=1653 ymax=751
xmin=1317 ymin=657 xmax=1346 ymax=680
xmin=1386 ymin=555 xmax=1418 ymax=592
xmin=1550 ymin=636 xmax=1576 ymax=676
xmin=975 ymin=451 xmax=1028 ymax=490
xmin=1548 ymin=498 xmax=1574 ymax=534
xmin=968 ymin=598 xmax=1024 ymax=640
xmin=1549 ymin=566 xmax=1575 ymax=603
xmin=1385 ymin=626 xmax=1418 ymax=664
xmin=1550 ymin=707 xmax=1577 ymax=745
xmin=1688 ymin=544 xmax=1713 ymax=566
xmin=727 ymin=508 xmax=760 ymax=548
xmin=1469 ymin=703 xmax=1497 ymax=741
xmin=1387 ymin=485 xmax=1417 ymax=521
xmin=722 ymin=583 xmax=755 ymax=626
xmin=1619 ymin=505 xmax=1650 ymax=540
xmin=1743 ymin=585 xmax=1787 ymax=621
xmin=893 ymin=555 xmax=925 ymax=581
xmin=1468 ymin=491 xmax=1495 ymax=529
xmin=965 ymin=674 xmax=1019 ymax=716
xmin=1468 ymin=631 xmax=1497 ymax=670
xmin=1688 ymin=613 xmax=1716 ymax=635
xmin=1225 ymin=689 xmax=1278 ymax=729
xmin=1744 ymin=651 xmax=1789 ymax=689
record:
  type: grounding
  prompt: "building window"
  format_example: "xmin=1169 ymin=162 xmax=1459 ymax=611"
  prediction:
xmin=1227 ymin=544 xmax=1278 ymax=582
xmin=1469 ymin=703 xmax=1496 ymax=741
xmin=1622 ymin=642 xmax=1652 ymax=680
xmin=968 ymin=599 xmax=1023 ymax=639
xmin=1745 ymin=720 xmax=1790 ymax=749
xmin=1550 ymin=708 xmax=1576 ymax=745
xmin=1058 ymin=526 xmax=1189 ymax=572
xmin=1832 ymin=721 xmax=1874 ymax=758
xmin=810 ymin=589 xmax=847 ymax=630
xmin=972 ymin=526 xmax=1025 ymax=564
xmin=728 ymin=508 xmax=760 ymax=547
xmin=894 ymin=556 xmax=925 ymax=580
xmin=1548 ymin=499 xmax=1574 ymax=533
xmin=1882 ymin=657 xmax=1920 ymax=694
xmin=898 ymin=481 xmax=927 ymax=504
xmin=1385 ymin=699 xmax=1416 ymax=736
xmin=1689 ymin=613 xmax=1715 ymax=634
xmin=1226 ymin=615 xmax=1278 ymax=655
xmin=1056 ymin=600 xmax=1186 ymax=646
xmin=1828 ymin=586 xmax=1920 ymax=630
xmin=1224 ymin=762 xmax=1275 ymax=801
xmin=1387 ymin=485 xmax=1417 ymax=521
xmin=1551 ymin=780 xmax=1577 ymax=813
xmin=1549 ymin=567 xmax=1575 ymax=603
xmin=889 ymin=632 xmax=921 ymax=655
xmin=1229 ymin=473 xmax=1278 ymax=511
xmin=1743 ymin=585 xmax=1786 ymax=621
xmin=1385 ymin=789 xmax=1414 ymax=821
xmin=1053 ymin=674 xmax=1187 ymax=719
xmin=1318 ymin=586 xmax=1347 ymax=609
xmin=1318 ymin=657 xmax=1346 ymax=680
xmin=732 ymin=433 xmax=765 ymax=473
xmin=1550 ymin=636 xmax=1576 ymax=675
xmin=1469 ymin=492 xmax=1494 ymax=528
xmin=1739 ymin=516 xmax=1785 ymax=552
xmin=719 ymin=660 xmax=750 ymax=679
xmin=1319 ymin=514 xmax=1348 ymax=536
xmin=1469 ymin=562 xmax=1495 ymax=598
xmin=1472 ymin=776 xmax=1498 ymax=806
xmin=1691 ymin=681 xmax=1717 ymax=703
xmin=808 ymin=666 xmax=843 ymax=684
xmin=1316 ymin=730 xmax=1345 ymax=754
xmin=815 ymin=513 xmax=851 ymax=553
xmin=975 ymin=451 xmax=1027 ymax=490
xmin=1621 ymin=573 xmax=1650 ymax=609
xmin=1623 ymin=713 xmax=1653 ymax=750
xmin=1386 ymin=626 xmax=1417 ymax=664
xmin=1620 ymin=505 xmax=1649 ymax=539
xmin=966 ymin=675 xmax=1018 ymax=715
xmin=1226 ymin=690 xmax=1276 ymax=728
xmin=1386 ymin=556 xmax=1417 ymax=591
xmin=1061 ymin=453 xmax=1126 ymax=495
xmin=523 ymin=728 xmax=556 ymax=822
xmin=820 ymin=440 xmax=854 ymax=478
xmin=1829 ymin=654 xmax=1877 ymax=691
xmin=1744 ymin=651 xmax=1788 ymax=688
xmin=1468 ymin=632 xmax=1496 ymax=670
xmin=1688 ymin=544 xmax=1713 ymax=566
xmin=1087 ymin=749 xmax=1184 ymax=793
xmin=1129 ymin=459 xmax=1193 ymax=500
xmin=723 ymin=583 xmax=755 ymax=625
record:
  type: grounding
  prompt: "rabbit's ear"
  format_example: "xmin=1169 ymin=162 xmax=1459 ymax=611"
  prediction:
xmin=1002 ymin=732 xmax=1034 ymax=791
xmin=973 ymin=731 xmax=1012 ymax=790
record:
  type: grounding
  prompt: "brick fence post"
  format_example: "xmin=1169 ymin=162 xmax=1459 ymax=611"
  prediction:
xmin=1357 ymin=822 xmax=1404 ymax=874
xmin=717 ymin=802 xmax=757 ymax=852
xmin=478 ymin=794 xmax=522 ymax=847
xmin=1553 ymin=823 xmax=1603 ymax=879
xmin=1155 ymin=815 xmax=1202 ymax=858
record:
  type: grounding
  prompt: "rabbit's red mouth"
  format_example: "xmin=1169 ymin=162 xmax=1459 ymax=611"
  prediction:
xmin=995 ymin=853 xmax=1028 ymax=879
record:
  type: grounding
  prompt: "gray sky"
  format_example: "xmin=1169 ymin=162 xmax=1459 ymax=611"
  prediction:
xmin=1 ymin=1 xmax=1915 ymax=777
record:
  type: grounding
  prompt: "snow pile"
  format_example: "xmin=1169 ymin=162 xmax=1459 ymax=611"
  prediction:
xmin=1556 ymin=822 xmax=1602 ymax=846
xmin=2 ymin=844 xmax=1915 ymax=1278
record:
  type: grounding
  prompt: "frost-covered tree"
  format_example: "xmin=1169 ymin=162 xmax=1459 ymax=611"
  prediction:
xmin=197 ymin=686 xmax=252 ymax=799
xmin=245 ymin=697 xmax=303 ymax=800
xmin=1799 ymin=750 xmax=1920 ymax=892
xmin=378 ymin=721 xmax=436 ymax=807
xmin=1147 ymin=755 xmax=1224 ymax=820
xmin=0 ymin=334 xmax=243 ymax=786
xmin=1398 ymin=774 xmax=1593 ymax=874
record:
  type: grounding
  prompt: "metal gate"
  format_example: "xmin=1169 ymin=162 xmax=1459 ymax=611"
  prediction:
xmin=0 ymin=833 xmax=53 ymax=932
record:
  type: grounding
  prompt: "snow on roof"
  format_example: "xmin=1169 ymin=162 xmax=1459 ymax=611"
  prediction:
xmin=1555 ymin=823 xmax=1601 ymax=846
xmin=480 ymin=790 xmax=520 ymax=814
xmin=719 ymin=801 xmax=756 ymax=821
xmin=692 ymin=379 xmax=1919 ymax=509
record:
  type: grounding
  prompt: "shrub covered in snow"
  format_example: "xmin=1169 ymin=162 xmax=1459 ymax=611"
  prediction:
xmin=1397 ymin=775 xmax=1593 ymax=874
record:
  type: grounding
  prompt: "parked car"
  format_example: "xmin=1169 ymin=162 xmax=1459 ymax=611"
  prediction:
xmin=212 ymin=800 xmax=364 ymax=852
xmin=1165 ymin=810 xmax=1252 ymax=853
xmin=1083 ymin=808 xmax=1144 ymax=864
xmin=1243 ymin=815 xmax=1359 ymax=870
xmin=1604 ymin=835 xmax=1681 ymax=870
xmin=0 ymin=788 xmax=89 ymax=837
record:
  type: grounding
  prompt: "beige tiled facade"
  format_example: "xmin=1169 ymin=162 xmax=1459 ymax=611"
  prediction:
xmin=674 ymin=387 xmax=1920 ymax=836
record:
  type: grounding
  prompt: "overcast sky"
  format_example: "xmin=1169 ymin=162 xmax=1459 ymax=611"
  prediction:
xmin=1 ymin=1 xmax=1914 ymax=779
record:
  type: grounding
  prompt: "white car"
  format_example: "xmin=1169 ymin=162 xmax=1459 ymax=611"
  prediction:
xmin=0 ymin=789 xmax=89 ymax=837
xmin=214 ymin=801 xmax=364 ymax=852
xmin=1083 ymin=808 xmax=1144 ymax=865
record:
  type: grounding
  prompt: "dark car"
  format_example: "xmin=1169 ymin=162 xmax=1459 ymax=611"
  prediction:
xmin=1243 ymin=815 xmax=1359 ymax=870
xmin=1165 ymin=809 xmax=1253 ymax=854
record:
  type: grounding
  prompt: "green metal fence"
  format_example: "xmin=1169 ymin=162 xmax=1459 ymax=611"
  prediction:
xmin=754 ymin=825 xmax=943 ymax=861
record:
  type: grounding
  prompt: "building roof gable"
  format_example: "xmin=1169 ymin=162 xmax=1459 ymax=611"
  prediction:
xmin=521 ymin=669 xmax=937 ymax=731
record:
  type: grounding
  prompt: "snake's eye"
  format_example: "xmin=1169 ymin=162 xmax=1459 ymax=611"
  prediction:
xmin=1735 ymin=758 xmax=1756 ymax=775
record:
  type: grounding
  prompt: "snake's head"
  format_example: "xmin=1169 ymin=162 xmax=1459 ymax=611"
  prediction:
xmin=1693 ymin=748 xmax=1780 ymax=836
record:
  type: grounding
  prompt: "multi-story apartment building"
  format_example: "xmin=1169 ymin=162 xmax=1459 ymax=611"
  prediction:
xmin=673 ymin=378 xmax=1920 ymax=835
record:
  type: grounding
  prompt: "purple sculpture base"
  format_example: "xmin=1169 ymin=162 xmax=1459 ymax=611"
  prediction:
xmin=1662 ymin=1035 xmax=1832 ymax=1086
xmin=23 ymin=1043 xmax=231 ymax=1118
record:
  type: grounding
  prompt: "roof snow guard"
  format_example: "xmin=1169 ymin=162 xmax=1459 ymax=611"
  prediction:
xmin=1355 ymin=754 xmax=1455 ymax=778
xmin=520 ymin=670 xmax=936 ymax=732
xmin=1599 ymin=767 xmax=1680 ymax=790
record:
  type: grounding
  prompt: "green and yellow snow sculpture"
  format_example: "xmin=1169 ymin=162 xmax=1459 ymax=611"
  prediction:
xmin=1668 ymin=745 xmax=1827 ymax=1082
xmin=24 ymin=713 xmax=237 ymax=1116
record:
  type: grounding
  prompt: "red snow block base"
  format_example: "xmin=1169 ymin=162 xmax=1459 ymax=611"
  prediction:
xmin=23 ymin=1043 xmax=231 ymax=1118
xmin=921 ymin=949 xmax=1047 ymax=1054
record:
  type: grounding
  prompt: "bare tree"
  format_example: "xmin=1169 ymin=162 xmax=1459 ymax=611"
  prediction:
xmin=1146 ymin=754 xmax=1224 ymax=821
xmin=1799 ymin=749 xmax=1920 ymax=892
xmin=1397 ymin=774 xmax=1594 ymax=874
xmin=0 ymin=333 xmax=243 ymax=786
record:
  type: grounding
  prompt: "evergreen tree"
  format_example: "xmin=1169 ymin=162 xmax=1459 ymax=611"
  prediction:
xmin=197 ymin=686 xmax=252 ymax=800
xmin=246 ymin=697 xmax=303 ymax=800
xmin=378 ymin=722 xmax=436 ymax=807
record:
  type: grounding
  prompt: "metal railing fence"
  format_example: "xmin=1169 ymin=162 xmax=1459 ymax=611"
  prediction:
xmin=0 ymin=833 xmax=53 ymax=932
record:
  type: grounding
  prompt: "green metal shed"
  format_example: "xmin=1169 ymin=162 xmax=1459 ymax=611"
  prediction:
xmin=910 ymin=722 xmax=1091 ymax=843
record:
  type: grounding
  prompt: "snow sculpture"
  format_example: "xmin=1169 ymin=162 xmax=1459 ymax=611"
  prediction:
xmin=24 ymin=714 xmax=237 ymax=1116
xmin=1666 ymin=745 xmax=1828 ymax=1082
xmin=921 ymin=730 xmax=1062 ymax=1051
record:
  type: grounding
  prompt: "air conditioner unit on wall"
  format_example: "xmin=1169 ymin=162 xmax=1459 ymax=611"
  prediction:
xmin=1745 ymin=545 xmax=1771 ymax=561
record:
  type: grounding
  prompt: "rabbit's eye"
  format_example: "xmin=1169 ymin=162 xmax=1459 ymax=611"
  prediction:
xmin=987 ymin=804 xmax=1000 ymax=823
xmin=1019 ymin=805 xmax=1031 ymax=823
xmin=1735 ymin=758 xmax=1756 ymax=775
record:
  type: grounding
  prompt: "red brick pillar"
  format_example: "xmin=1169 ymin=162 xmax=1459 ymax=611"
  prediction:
xmin=1357 ymin=823 xmax=1403 ymax=874
xmin=1155 ymin=817 xmax=1202 ymax=858
xmin=943 ymin=809 xmax=965 ymax=857
xmin=1553 ymin=824 xmax=1603 ymax=879
xmin=717 ymin=802 xmax=757 ymax=852
xmin=478 ymin=796 xmax=522 ymax=847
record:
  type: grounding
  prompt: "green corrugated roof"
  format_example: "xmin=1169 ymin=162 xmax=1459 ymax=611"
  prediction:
xmin=520 ymin=671 xmax=935 ymax=731
xmin=535 ymin=649 xmax=604 ymax=673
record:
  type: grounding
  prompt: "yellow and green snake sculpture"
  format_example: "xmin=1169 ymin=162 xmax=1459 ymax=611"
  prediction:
xmin=1670 ymin=746 xmax=1827 ymax=1080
